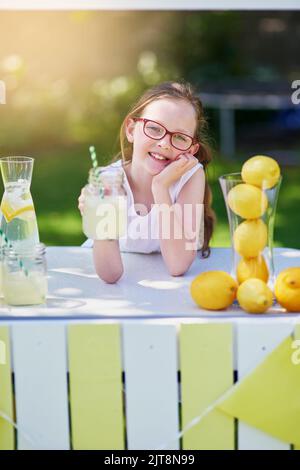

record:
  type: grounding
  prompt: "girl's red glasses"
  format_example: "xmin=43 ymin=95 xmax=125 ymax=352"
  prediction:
xmin=133 ymin=118 xmax=198 ymax=151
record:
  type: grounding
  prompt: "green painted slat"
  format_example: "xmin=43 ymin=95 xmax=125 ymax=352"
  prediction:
xmin=0 ymin=326 xmax=14 ymax=450
xmin=68 ymin=324 xmax=124 ymax=450
xmin=180 ymin=323 xmax=234 ymax=450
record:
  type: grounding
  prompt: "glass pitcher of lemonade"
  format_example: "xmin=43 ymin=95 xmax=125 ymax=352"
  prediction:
xmin=0 ymin=157 xmax=39 ymax=251
xmin=82 ymin=166 xmax=127 ymax=240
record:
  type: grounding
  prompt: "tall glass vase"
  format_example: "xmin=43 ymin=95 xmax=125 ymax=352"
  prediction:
xmin=219 ymin=173 xmax=282 ymax=289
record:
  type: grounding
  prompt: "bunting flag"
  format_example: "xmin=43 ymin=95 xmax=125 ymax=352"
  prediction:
xmin=217 ymin=336 xmax=300 ymax=447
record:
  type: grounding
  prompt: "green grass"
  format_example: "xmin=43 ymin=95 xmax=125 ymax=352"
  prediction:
xmin=5 ymin=147 xmax=299 ymax=249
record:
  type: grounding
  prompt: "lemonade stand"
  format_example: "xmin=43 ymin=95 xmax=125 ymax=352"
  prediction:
xmin=0 ymin=246 xmax=299 ymax=451
xmin=1 ymin=0 xmax=300 ymax=454
xmin=0 ymin=157 xmax=299 ymax=451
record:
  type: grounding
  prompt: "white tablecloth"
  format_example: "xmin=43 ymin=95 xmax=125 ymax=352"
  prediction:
xmin=0 ymin=246 xmax=299 ymax=322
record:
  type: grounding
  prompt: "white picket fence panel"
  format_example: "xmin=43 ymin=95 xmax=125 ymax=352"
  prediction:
xmin=12 ymin=323 xmax=70 ymax=450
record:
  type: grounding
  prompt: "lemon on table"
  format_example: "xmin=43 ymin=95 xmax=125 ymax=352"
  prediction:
xmin=190 ymin=271 xmax=238 ymax=310
xmin=237 ymin=255 xmax=269 ymax=284
xmin=242 ymin=155 xmax=281 ymax=190
xmin=237 ymin=278 xmax=273 ymax=314
xmin=234 ymin=219 xmax=268 ymax=258
xmin=227 ymin=183 xmax=268 ymax=219
xmin=274 ymin=267 xmax=300 ymax=312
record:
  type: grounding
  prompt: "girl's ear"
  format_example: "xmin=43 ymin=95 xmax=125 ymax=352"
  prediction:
xmin=191 ymin=143 xmax=200 ymax=156
xmin=125 ymin=118 xmax=135 ymax=143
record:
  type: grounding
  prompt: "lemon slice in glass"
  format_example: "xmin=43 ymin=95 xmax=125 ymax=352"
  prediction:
xmin=1 ymin=198 xmax=34 ymax=223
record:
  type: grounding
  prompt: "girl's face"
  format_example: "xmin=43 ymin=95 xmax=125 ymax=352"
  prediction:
xmin=125 ymin=98 xmax=199 ymax=176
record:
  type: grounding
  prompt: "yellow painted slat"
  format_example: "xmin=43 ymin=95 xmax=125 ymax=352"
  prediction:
xmin=180 ymin=323 xmax=234 ymax=450
xmin=68 ymin=324 xmax=124 ymax=450
xmin=294 ymin=323 xmax=300 ymax=451
xmin=0 ymin=326 xmax=14 ymax=450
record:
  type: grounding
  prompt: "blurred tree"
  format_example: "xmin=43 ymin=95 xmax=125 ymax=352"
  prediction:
xmin=160 ymin=12 xmax=246 ymax=84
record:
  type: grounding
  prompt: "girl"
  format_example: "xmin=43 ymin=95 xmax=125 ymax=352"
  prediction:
xmin=78 ymin=81 xmax=215 ymax=283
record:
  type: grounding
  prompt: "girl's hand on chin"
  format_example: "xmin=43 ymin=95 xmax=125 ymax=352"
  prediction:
xmin=151 ymin=153 xmax=198 ymax=190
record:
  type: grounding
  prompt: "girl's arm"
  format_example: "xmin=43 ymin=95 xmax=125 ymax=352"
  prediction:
xmin=152 ymin=161 xmax=205 ymax=276
xmin=93 ymin=240 xmax=124 ymax=284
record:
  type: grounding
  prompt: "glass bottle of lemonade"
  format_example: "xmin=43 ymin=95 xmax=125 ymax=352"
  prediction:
xmin=0 ymin=157 xmax=39 ymax=251
xmin=82 ymin=166 xmax=127 ymax=240
xmin=2 ymin=243 xmax=47 ymax=306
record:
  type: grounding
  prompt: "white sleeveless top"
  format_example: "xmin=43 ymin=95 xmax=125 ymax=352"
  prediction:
xmin=82 ymin=159 xmax=204 ymax=253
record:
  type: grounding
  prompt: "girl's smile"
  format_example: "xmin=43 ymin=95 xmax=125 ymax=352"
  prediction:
xmin=147 ymin=151 xmax=175 ymax=172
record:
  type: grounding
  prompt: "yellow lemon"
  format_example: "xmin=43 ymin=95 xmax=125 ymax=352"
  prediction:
xmin=190 ymin=271 xmax=238 ymax=310
xmin=1 ymin=199 xmax=34 ymax=223
xmin=233 ymin=219 xmax=268 ymax=258
xmin=237 ymin=278 xmax=273 ymax=313
xmin=274 ymin=267 xmax=300 ymax=312
xmin=237 ymin=255 xmax=269 ymax=284
xmin=242 ymin=155 xmax=281 ymax=189
xmin=227 ymin=183 xmax=268 ymax=219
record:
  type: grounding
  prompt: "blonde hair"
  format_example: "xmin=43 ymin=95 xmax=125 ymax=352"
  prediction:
xmin=113 ymin=81 xmax=216 ymax=258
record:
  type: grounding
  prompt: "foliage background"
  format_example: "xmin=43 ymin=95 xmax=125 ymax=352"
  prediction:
xmin=0 ymin=11 xmax=299 ymax=248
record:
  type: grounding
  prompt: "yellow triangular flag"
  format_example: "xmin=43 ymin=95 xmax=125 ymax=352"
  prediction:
xmin=217 ymin=336 xmax=300 ymax=446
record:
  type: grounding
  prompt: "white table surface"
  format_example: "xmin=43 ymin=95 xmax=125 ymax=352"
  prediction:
xmin=0 ymin=246 xmax=299 ymax=322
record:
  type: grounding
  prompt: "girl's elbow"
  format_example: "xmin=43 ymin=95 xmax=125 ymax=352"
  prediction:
xmin=168 ymin=263 xmax=190 ymax=277
xmin=169 ymin=267 xmax=187 ymax=277
xmin=167 ymin=254 xmax=197 ymax=277
xmin=97 ymin=267 xmax=124 ymax=284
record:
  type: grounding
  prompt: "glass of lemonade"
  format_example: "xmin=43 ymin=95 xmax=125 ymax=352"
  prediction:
xmin=82 ymin=166 xmax=127 ymax=240
xmin=3 ymin=243 xmax=48 ymax=306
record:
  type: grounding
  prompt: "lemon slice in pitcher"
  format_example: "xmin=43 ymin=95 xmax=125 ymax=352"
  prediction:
xmin=1 ymin=198 xmax=34 ymax=223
